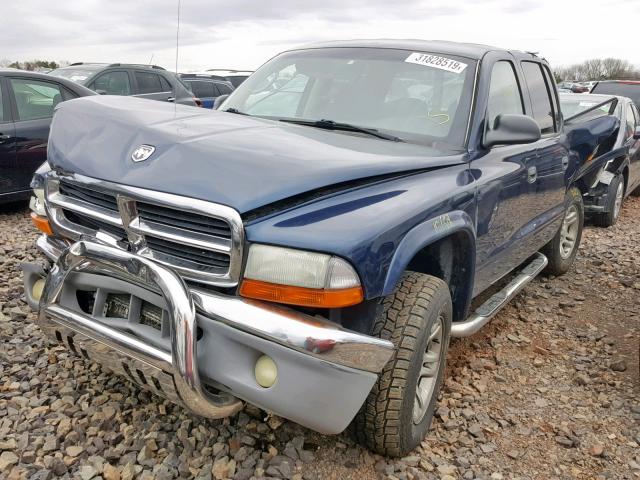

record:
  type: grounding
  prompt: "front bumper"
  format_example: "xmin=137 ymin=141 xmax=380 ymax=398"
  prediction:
xmin=24 ymin=236 xmax=394 ymax=434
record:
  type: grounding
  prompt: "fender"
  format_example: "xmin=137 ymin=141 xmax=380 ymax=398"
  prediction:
xmin=382 ymin=210 xmax=476 ymax=320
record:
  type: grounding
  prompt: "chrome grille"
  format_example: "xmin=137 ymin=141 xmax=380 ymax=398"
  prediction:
xmin=45 ymin=174 xmax=244 ymax=286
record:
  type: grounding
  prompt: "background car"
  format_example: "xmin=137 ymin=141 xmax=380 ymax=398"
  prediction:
xmin=561 ymin=92 xmax=640 ymax=226
xmin=591 ymin=80 xmax=640 ymax=108
xmin=49 ymin=63 xmax=201 ymax=107
xmin=0 ymin=69 xmax=95 ymax=203
xmin=204 ymin=69 xmax=253 ymax=88
xmin=179 ymin=73 xmax=234 ymax=109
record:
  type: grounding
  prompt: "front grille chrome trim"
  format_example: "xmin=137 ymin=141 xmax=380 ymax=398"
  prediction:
xmin=45 ymin=173 xmax=244 ymax=287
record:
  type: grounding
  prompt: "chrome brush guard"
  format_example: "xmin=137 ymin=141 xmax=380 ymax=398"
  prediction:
xmin=39 ymin=240 xmax=242 ymax=418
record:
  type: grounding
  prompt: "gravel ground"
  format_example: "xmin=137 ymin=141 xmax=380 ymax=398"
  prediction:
xmin=0 ymin=198 xmax=638 ymax=480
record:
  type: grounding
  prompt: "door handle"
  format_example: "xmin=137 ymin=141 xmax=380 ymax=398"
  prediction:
xmin=527 ymin=166 xmax=538 ymax=183
xmin=166 ymin=97 xmax=176 ymax=102
xmin=0 ymin=134 xmax=10 ymax=144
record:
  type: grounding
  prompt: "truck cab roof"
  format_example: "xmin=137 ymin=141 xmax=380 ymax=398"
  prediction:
xmin=294 ymin=39 xmax=540 ymax=62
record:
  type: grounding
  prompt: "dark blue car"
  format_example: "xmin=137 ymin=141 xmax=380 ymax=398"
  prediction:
xmin=0 ymin=69 xmax=95 ymax=204
xmin=23 ymin=40 xmax=619 ymax=456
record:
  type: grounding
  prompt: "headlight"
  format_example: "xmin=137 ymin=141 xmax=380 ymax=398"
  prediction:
xmin=29 ymin=163 xmax=52 ymax=234
xmin=29 ymin=188 xmax=46 ymax=217
xmin=239 ymin=244 xmax=363 ymax=308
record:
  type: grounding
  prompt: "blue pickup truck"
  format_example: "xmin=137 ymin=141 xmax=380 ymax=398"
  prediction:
xmin=23 ymin=40 xmax=619 ymax=456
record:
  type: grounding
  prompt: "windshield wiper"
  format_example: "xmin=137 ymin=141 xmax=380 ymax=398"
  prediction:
xmin=224 ymin=108 xmax=248 ymax=115
xmin=279 ymin=118 xmax=403 ymax=142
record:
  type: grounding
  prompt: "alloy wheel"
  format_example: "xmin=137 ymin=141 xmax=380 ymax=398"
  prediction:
xmin=412 ymin=313 xmax=444 ymax=424
xmin=559 ymin=204 xmax=579 ymax=259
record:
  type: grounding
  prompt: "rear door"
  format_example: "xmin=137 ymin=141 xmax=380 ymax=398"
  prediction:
xmin=7 ymin=76 xmax=74 ymax=195
xmin=88 ymin=70 xmax=132 ymax=96
xmin=133 ymin=70 xmax=175 ymax=103
xmin=0 ymin=77 xmax=18 ymax=196
xmin=518 ymin=60 xmax=567 ymax=243
xmin=184 ymin=79 xmax=217 ymax=108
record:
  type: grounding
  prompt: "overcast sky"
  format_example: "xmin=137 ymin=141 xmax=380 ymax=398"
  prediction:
xmin=2 ymin=0 xmax=638 ymax=72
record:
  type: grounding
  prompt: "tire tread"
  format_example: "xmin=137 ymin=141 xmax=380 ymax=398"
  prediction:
xmin=351 ymin=272 xmax=448 ymax=456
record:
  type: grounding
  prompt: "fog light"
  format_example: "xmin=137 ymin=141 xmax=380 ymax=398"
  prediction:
xmin=255 ymin=355 xmax=277 ymax=388
xmin=32 ymin=278 xmax=45 ymax=302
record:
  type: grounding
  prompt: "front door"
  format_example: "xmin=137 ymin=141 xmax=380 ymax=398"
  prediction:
xmin=8 ymin=77 xmax=66 ymax=194
xmin=0 ymin=78 xmax=18 ymax=196
xmin=473 ymin=59 xmax=541 ymax=292
xmin=625 ymin=102 xmax=640 ymax=192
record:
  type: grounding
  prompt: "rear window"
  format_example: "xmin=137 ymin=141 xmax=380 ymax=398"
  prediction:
xmin=591 ymin=82 xmax=640 ymax=108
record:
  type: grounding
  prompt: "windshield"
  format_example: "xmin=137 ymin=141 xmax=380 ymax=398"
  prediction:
xmin=222 ymin=48 xmax=477 ymax=147
xmin=560 ymin=95 xmax=619 ymax=120
xmin=49 ymin=67 xmax=102 ymax=84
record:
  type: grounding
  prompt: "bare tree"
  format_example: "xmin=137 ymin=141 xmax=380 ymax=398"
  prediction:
xmin=554 ymin=58 xmax=640 ymax=82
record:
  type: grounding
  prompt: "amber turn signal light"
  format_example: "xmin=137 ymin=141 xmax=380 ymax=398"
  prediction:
xmin=239 ymin=278 xmax=364 ymax=308
xmin=31 ymin=212 xmax=53 ymax=235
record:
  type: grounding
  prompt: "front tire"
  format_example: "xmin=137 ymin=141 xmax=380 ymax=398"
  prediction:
xmin=542 ymin=187 xmax=584 ymax=276
xmin=351 ymin=272 xmax=452 ymax=457
xmin=593 ymin=174 xmax=624 ymax=227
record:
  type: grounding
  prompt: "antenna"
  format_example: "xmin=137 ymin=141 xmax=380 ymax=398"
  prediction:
xmin=175 ymin=0 xmax=181 ymax=75
xmin=148 ymin=54 xmax=154 ymax=65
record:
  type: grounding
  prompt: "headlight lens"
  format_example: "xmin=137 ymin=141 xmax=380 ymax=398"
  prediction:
xmin=29 ymin=188 xmax=46 ymax=217
xmin=240 ymin=244 xmax=363 ymax=308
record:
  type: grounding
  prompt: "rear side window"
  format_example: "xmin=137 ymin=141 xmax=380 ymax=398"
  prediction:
xmin=626 ymin=103 xmax=636 ymax=138
xmin=0 ymin=83 xmax=5 ymax=122
xmin=521 ymin=61 xmax=556 ymax=134
xmin=159 ymin=76 xmax=172 ymax=92
xmin=10 ymin=78 xmax=65 ymax=121
xmin=487 ymin=61 xmax=523 ymax=129
xmin=592 ymin=82 xmax=640 ymax=108
xmin=135 ymin=72 xmax=163 ymax=94
xmin=217 ymin=83 xmax=233 ymax=95
xmin=186 ymin=80 xmax=216 ymax=98
xmin=92 ymin=71 xmax=131 ymax=95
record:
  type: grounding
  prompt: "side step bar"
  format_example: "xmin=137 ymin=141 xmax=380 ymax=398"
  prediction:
xmin=451 ymin=252 xmax=548 ymax=337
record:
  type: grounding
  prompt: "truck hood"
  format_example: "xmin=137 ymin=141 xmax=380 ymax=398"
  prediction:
xmin=48 ymin=96 xmax=466 ymax=214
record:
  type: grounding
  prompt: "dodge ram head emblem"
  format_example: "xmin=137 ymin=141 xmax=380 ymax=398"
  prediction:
xmin=131 ymin=145 xmax=155 ymax=163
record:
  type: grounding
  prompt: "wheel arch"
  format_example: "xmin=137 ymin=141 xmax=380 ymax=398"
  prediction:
xmin=382 ymin=211 xmax=476 ymax=322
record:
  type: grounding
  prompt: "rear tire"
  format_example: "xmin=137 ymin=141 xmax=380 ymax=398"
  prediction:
xmin=351 ymin=272 xmax=452 ymax=457
xmin=542 ymin=187 xmax=584 ymax=276
xmin=593 ymin=174 xmax=623 ymax=227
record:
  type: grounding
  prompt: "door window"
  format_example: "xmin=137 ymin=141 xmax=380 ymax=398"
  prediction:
xmin=626 ymin=103 xmax=636 ymax=138
xmin=10 ymin=78 xmax=65 ymax=121
xmin=135 ymin=72 xmax=164 ymax=94
xmin=92 ymin=71 xmax=131 ymax=95
xmin=159 ymin=76 xmax=172 ymax=92
xmin=0 ymin=83 xmax=5 ymax=122
xmin=487 ymin=61 xmax=524 ymax=130
xmin=217 ymin=83 xmax=233 ymax=95
xmin=186 ymin=80 xmax=216 ymax=98
xmin=521 ymin=61 xmax=556 ymax=134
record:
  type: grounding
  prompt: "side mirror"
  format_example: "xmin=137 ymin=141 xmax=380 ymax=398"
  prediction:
xmin=634 ymin=126 xmax=640 ymax=140
xmin=483 ymin=114 xmax=541 ymax=148
xmin=213 ymin=95 xmax=230 ymax=110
